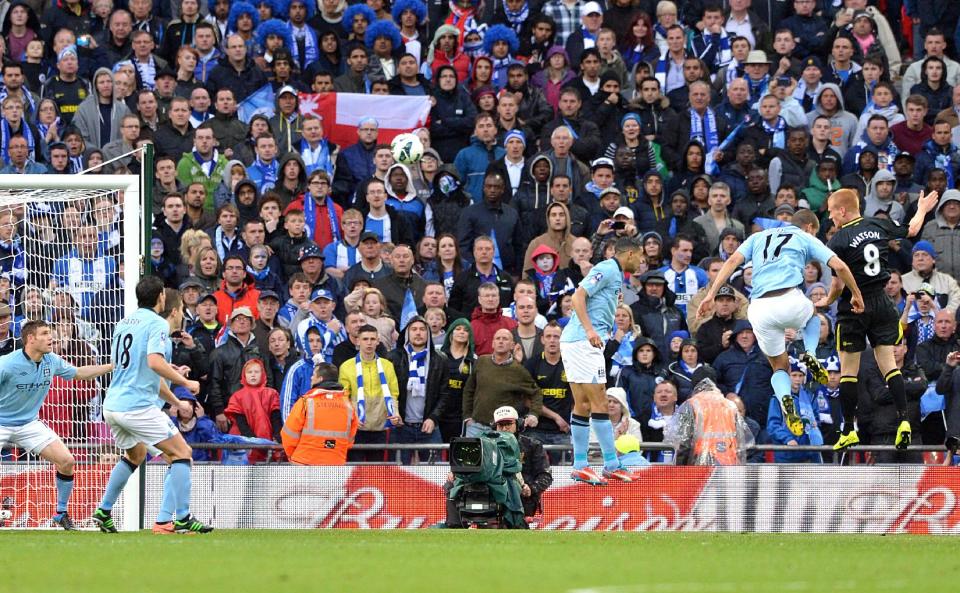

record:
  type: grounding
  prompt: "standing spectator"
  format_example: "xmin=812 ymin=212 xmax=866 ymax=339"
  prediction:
xmin=639 ymin=380 xmax=678 ymax=445
xmin=920 ymin=190 xmax=960 ymax=279
xmin=154 ymin=97 xmax=195 ymax=162
xmin=470 ymin=282 xmax=518 ymax=356
xmin=207 ymin=307 xmax=265 ymax=432
xmin=462 ymin=328 xmax=541 ymax=436
xmin=767 ymin=360 xmax=822 ymax=463
xmin=916 ymin=310 xmax=960 ymax=384
xmin=342 ymin=231 xmax=393 ymax=289
xmin=511 ymin=295 xmax=542 ymax=364
xmin=213 ymin=255 xmax=261 ymax=325
xmin=176 ymin=124 xmax=229 ymax=202
xmin=51 ymin=224 xmax=119 ymax=322
xmin=860 ymin=343 xmax=927 ymax=464
xmin=695 ymin=285 xmax=742 ymax=365
xmin=224 ymin=359 xmax=282 ymax=464
xmin=387 ymin=317 xmax=449 ymax=463
xmin=332 ymin=118 xmax=379 ymax=205
xmin=339 ymin=324 xmax=401 ymax=462
xmin=692 ymin=183 xmax=744 ymax=254
xmin=72 ymin=68 xmax=129 ymax=149
xmin=457 ymin=173 xmax=522 ymax=273
xmin=41 ymin=46 xmax=88 ymax=129
xmin=280 ymin=326 xmax=326 ymax=421
xmin=282 ymin=362 xmax=359 ymax=465
xmin=659 ymin=234 xmax=709 ymax=317
xmin=332 ymin=310 xmax=389 ymax=369
xmin=207 ymin=33 xmax=268 ymax=102
xmin=438 ymin=318 xmax=475 ymax=442
xmin=454 ymin=113 xmax=505 ymax=201
xmin=269 ymin=210 xmax=313 ymax=279
xmin=712 ymin=320 xmax=769 ymax=425
xmin=630 ymin=269 xmax=686 ymax=357
xmin=524 ymin=322 xmax=572 ymax=453
xmin=617 ymin=337 xmax=665 ymax=418
xmin=378 ymin=244 xmax=426 ymax=323
xmin=323 ymin=209 xmax=363 ymax=280
xmin=294 ymin=288 xmax=345 ymax=363
xmin=902 ymin=241 xmax=960 ymax=312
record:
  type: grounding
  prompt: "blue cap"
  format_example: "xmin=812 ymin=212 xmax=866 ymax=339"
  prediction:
xmin=311 ymin=288 xmax=335 ymax=302
xmin=503 ymin=129 xmax=526 ymax=147
xmin=298 ymin=243 xmax=323 ymax=261
xmin=620 ymin=112 xmax=642 ymax=128
xmin=912 ymin=240 xmax=937 ymax=259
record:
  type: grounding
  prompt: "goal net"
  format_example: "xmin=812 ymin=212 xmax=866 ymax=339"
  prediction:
xmin=0 ymin=175 xmax=142 ymax=531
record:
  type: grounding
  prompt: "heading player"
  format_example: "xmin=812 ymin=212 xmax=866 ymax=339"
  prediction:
xmin=92 ymin=277 xmax=212 ymax=534
xmin=0 ymin=320 xmax=112 ymax=529
xmin=698 ymin=209 xmax=864 ymax=437
xmin=820 ymin=188 xmax=940 ymax=451
xmin=560 ymin=236 xmax=644 ymax=485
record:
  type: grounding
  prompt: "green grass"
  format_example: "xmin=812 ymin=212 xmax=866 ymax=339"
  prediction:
xmin=0 ymin=530 xmax=956 ymax=593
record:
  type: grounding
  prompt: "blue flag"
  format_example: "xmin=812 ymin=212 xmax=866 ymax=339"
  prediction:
xmin=238 ymin=84 xmax=276 ymax=124
xmin=490 ymin=228 xmax=503 ymax=270
xmin=400 ymin=288 xmax=418 ymax=331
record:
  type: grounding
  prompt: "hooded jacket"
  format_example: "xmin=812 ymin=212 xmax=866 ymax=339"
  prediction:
xmin=385 ymin=163 xmax=426 ymax=242
xmin=913 ymin=137 xmax=960 ymax=189
xmin=72 ymin=68 xmax=130 ymax=149
xmin=207 ymin=331 xmax=265 ymax=416
xmin=711 ymin=320 xmax=772 ymax=424
xmin=920 ymin=190 xmax=960 ymax=280
xmin=512 ymin=154 xmax=554 ymax=247
xmin=427 ymin=165 xmax=471 ymax=237
xmin=223 ymin=358 xmax=281 ymax=463
xmin=429 ymin=66 xmax=478 ymax=162
xmin=522 ymin=243 xmax=567 ymax=315
xmin=863 ymin=169 xmax=905 ymax=222
xmin=453 ymin=135 xmax=507 ymax=201
xmin=387 ymin=316 xmax=451 ymax=425
xmin=213 ymin=275 xmax=262 ymax=326
xmin=523 ymin=200 xmax=574 ymax=273
xmin=617 ymin=337 xmax=665 ymax=417
xmin=630 ymin=275 xmax=687 ymax=357
xmin=842 ymin=128 xmax=899 ymax=177
xmin=530 ymin=46 xmax=576 ymax=112
xmin=214 ymin=159 xmax=247 ymax=210
xmin=804 ymin=83 xmax=859 ymax=155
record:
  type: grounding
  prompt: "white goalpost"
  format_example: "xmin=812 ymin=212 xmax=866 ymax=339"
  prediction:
xmin=0 ymin=174 xmax=143 ymax=531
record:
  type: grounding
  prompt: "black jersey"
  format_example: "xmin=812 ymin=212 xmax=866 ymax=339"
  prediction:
xmin=524 ymin=354 xmax=571 ymax=433
xmin=827 ymin=216 xmax=908 ymax=302
xmin=41 ymin=76 xmax=89 ymax=127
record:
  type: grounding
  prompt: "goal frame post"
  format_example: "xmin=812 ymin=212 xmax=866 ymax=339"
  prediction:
xmin=0 ymin=173 xmax=144 ymax=530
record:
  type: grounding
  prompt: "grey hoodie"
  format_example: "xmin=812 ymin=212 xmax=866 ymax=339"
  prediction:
xmin=919 ymin=189 xmax=960 ymax=279
xmin=863 ymin=169 xmax=904 ymax=223
xmin=804 ymin=83 xmax=859 ymax=155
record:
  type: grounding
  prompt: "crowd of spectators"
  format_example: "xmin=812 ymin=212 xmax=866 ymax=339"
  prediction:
xmin=1 ymin=0 xmax=960 ymax=464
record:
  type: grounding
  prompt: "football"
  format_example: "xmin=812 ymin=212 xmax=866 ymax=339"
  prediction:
xmin=391 ymin=133 xmax=424 ymax=165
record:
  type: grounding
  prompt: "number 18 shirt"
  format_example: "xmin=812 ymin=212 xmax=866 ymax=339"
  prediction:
xmin=736 ymin=224 xmax=835 ymax=298
xmin=103 ymin=308 xmax=171 ymax=412
xmin=827 ymin=217 xmax=907 ymax=306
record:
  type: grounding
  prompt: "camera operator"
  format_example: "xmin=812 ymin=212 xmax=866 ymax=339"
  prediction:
xmin=899 ymin=283 xmax=939 ymax=358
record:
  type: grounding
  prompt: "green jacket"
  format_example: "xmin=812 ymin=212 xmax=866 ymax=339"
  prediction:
xmin=176 ymin=151 xmax=229 ymax=210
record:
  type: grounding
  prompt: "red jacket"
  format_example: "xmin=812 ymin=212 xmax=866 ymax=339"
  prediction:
xmin=285 ymin=194 xmax=343 ymax=250
xmin=214 ymin=276 xmax=261 ymax=325
xmin=470 ymin=307 xmax=518 ymax=356
xmin=224 ymin=359 xmax=280 ymax=463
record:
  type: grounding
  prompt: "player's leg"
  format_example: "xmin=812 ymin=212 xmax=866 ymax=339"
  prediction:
xmin=580 ymin=381 xmax=635 ymax=482
xmin=35 ymin=436 xmax=77 ymax=530
xmin=568 ymin=383 xmax=593 ymax=471
xmin=800 ymin=313 xmax=829 ymax=385
xmin=749 ymin=297 xmax=803 ymax=436
xmin=562 ymin=341 xmax=608 ymax=485
xmin=93 ymin=442 xmax=146 ymax=532
xmin=874 ymin=344 xmax=912 ymax=449
xmin=153 ymin=432 xmax=212 ymax=533
xmin=835 ymin=346 xmax=863 ymax=451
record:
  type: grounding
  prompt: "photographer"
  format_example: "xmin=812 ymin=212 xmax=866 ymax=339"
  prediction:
xmin=900 ymin=283 xmax=940 ymax=359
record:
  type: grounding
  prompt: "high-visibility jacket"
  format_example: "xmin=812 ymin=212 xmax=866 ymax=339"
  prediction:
xmin=688 ymin=392 xmax=741 ymax=466
xmin=281 ymin=383 xmax=359 ymax=465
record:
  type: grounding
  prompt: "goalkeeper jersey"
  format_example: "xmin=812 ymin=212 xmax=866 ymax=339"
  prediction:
xmin=0 ymin=349 xmax=77 ymax=426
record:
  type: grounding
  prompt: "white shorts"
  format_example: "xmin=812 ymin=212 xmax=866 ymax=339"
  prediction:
xmin=560 ymin=340 xmax=606 ymax=384
xmin=747 ymin=288 xmax=814 ymax=358
xmin=0 ymin=420 xmax=59 ymax=455
xmin=103 ymin=407 xmax=178 ymax=451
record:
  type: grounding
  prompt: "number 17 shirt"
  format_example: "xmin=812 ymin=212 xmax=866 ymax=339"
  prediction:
xmin=103 ymin=308 xmax=171 ymax=413
xmin=827 ymin=217 xmax=907 ymax=303
xmin=736 ymin=224 xmax=835 ymax=298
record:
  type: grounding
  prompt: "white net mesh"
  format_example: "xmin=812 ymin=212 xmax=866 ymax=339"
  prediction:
xmin=0 ymin=184 xmax=137 ymax=530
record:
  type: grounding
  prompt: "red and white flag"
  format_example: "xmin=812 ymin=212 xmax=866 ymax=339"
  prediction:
xmin=298 ymin=92 xmax=432 ymax=149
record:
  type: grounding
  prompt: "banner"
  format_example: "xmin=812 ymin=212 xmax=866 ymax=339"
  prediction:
xmin=298 ymin=93 xmax=431 ymax=149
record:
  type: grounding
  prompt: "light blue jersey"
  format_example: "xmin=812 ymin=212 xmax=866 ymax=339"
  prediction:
xmin=0 ymin=350 xmax=77 ymax=426
xmin=736 ymin=225 xmax=835 ymax=299
xmin=103 ymin=308 xmax=171 ymax=413
xmin=561 ymin=258 xmax=623 ymax=343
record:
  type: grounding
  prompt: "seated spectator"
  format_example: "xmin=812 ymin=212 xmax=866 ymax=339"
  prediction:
xmin=665 ymin=378 xmax=754 ymax=466
xmin=767 ymin=359 xmax=822 ymax=463
xmin=174 ymin=388 xmax=276 ymax=464
xmin=282 ymin=362 xmax=359 ymax=465
xmin=617 ymin=336 xmax=664 ymax=417
xmin=639 ymin=380 xmax=677 ymax=446
xmin=224 ymin=359 xmax=282 ymax=463
xmin=902 ymin=241 xmax=960 ymax=313
xmin=901 ymin=283 xmax=941 ymax=358
xmin=630 ymin=270 xmax=686 ymax=357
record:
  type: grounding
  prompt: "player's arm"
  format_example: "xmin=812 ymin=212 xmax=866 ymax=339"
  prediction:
xmin=148 ymin=353 xmax=199 ymax=394
xmin=570 ymin=286 xmax=603 ymax=348
xmin=73 ymin=363 xmax=113 ymax=381
xmin=825 ymin=256 xmax=864 ymax=313
xmin=159 ymin=382 xmax=192 ymax=415
xmin=817 ymin=276 xmax=844 ymax=308
xmin=696 ymin=250 xmax=745 ymax=319
xmin=906 ymin=189 xmax=940 ymax=237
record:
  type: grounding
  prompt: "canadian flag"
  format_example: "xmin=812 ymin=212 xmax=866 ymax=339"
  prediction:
xmin=298 ymin=92 xmax=432 ymax=149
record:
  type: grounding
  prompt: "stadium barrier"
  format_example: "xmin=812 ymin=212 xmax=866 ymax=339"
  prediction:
xmin=136 ymin=464 xmax=960 ymax=534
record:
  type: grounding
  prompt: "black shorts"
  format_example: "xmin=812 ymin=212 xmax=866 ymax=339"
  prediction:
xmin=835 ymin=293 xmax=902 ymax=352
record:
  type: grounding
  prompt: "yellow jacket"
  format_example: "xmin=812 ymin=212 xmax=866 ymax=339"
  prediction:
xmin=338 ymin=355 xmax=400 ymax=432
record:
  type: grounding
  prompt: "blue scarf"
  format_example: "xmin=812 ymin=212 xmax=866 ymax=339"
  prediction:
xmin=489 ymin=228 xmax=503 ymax=270
xmin=532 ymin=269 xmax=555 ymax=301
xmin=581 ymin=26 xmax=597 ymax=49
xmin=355 ymin=353 xmax=396 ymax=427
xmin=762 ymin=116 xmax=787 ymax=150
xmin=250 ymin=157 xmax=278 ymax=191
xmin=0 ymin=119 xmax=35 ymax=165
xmin=611 ymin=331 xmax=635 ymax=372
xmin=745 ymin=74 xmax=769 ymax=105
xmin=406 ymin=344 xmax=428 ymax=386
xmin=214 ymin=225 xmax=240 ymax=261
xmin=303 ymin=192 xmax=341 ymax=243
xmin=505 ymin=3 xmax=529 ymax=36
xmin=654 ymin=23 xmax=668 ymax=41
xmin=0 ymin=88 xmax=36 ymax=119
xmin=246 ymin=265 xmax=271 ymax=280
xmin=934 ymin=148 xmax=956 ymax=188
xmin=289 ymin=23 xmax=320 ymax=71
xmin=700 ymin=30 xmax=731 ymax=69
xmin=193 ymin=149 xmax=219 ymax=177
xmin=689 ymin=107 xmax=720 ymax=175
xmin=190 ymin=109 xmax=213 ymax=128
xmin=300 ymin=138 xmax=333 ymax=175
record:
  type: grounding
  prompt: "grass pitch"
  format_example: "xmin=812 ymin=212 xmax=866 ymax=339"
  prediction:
xmin=0 ymin=530 xmax=955 ymax=593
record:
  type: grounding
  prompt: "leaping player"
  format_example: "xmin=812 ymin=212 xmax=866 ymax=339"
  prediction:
xmin=698 ymin=209 xmax=864 ymax=438
xmin=0 ymin=320 xmax=113 ymax=529
xmin=560 ymin=236 xmax=644 ymax=485
xmin=820 ymin=188 xmax=940 ymax=451
xmin=92 ymin=277 xmax=212 ymax=534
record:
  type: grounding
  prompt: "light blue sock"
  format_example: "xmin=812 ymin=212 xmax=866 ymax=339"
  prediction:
xmin=771 ymin=369 xmax=793 ymax=401
xmin=55 ymin=472 xmax=74 ymax=514
xmin=591 ymin=414 xmax=621 ymax=471
xmin=99 ymin=458 xmax=136 ymax=511
xmin=170 ymin=460 xmax=192 ymax=521
xmin=570 ymin=415 xmax=590 ymax=470
xmin=802 ymin=314 xmax=821 ymax=357
xmin=156 ymin=467 xmax=176 ymax=523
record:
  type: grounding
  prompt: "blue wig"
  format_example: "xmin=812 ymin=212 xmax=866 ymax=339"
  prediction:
xmin=227 ymin=1 xmax=260 ymax=32
xmin=255 ymin=18 xmax=294 ymax=50
xmin=482 ymin=24 xmax=519 ymax=56
xmin=274 ymin=0 xmax=317 ymax=20
xmin=254 ymin=0 xmax=284 ymax=17
xmin=364 ymin=19 xmax=402 ymax=50
xmin=342 ymin=4 xmax=377 ymax=33
xmin=391 ymin=0 xmax=427 ymax=25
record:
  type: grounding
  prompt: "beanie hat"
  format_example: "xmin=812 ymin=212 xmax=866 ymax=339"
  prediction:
xmin=912 ymin=240 xmax=937 ymax=259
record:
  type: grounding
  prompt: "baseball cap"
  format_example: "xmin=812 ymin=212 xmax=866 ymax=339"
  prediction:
xmin=298 ymin=243 xmax=323 ymax=261
xmin=493 ymin=406 xmax=519 ymax=423
xmin=599 ymin=187 xmax=622 ymax=198
xmin=198 ymin=292 xmax=217 ymax=304
xmin=228 ymin=306 xmax=254 ymax=321
xmin=895 ymin=151 xmax=915 ymax=162
xmin=155 ymin=66 xmax=176 ymax=80
xmin=582 ymin=1 xmax=603 ymax=15
xmin=613 ymin=206 xmax=634 ymax=219
xmin=716 ymin=285 xmax=736 ymax=299
xmin=591 ymin=157 xmax=615 ymax=171
xmin=819 ymin=152 xmax=841 ymax=167
xmin=278 ymin=85 xmax=298 ymax=97
xmin=310 ymin=287 xmax=335 ymax=302
xmin=774 ymin=203 xmax=796 ymax=216
xmin=802 ymin=56 xmax=823 ymax=72
xmin=916 ymin=282 xmax=936 ymax=297
xmin=179 ymin=278 xmax=205 ymax=291
xmin=912 ymin=240 xmax=937 ymax=259
xmin=359 ymin=231 xmax=380 ymax=243
xmin=258 ymin=290 xmax=280 ymax=302
xmin=640 ymin=270 xmax=667 ymax=284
